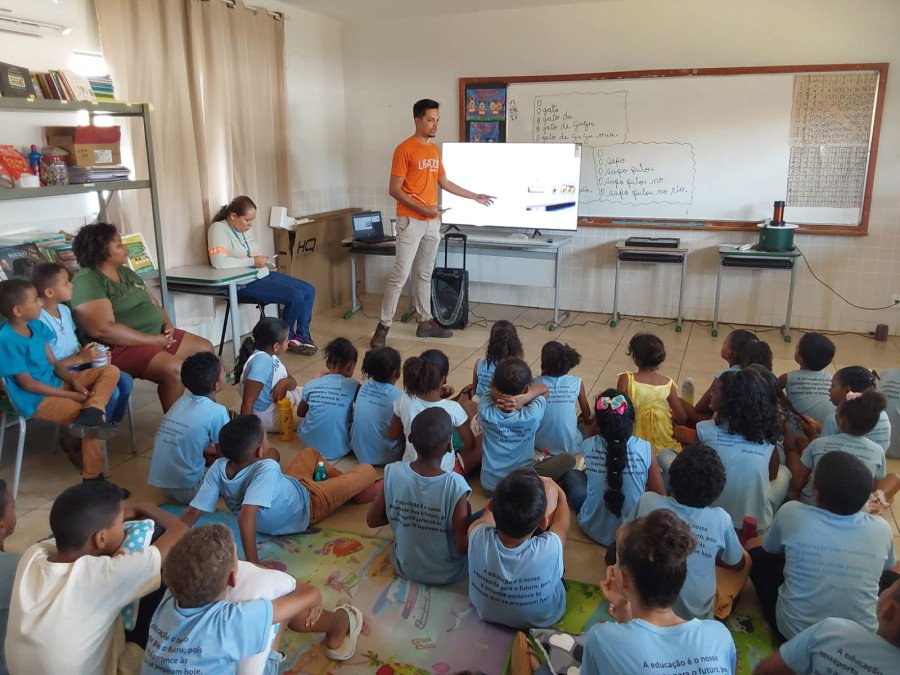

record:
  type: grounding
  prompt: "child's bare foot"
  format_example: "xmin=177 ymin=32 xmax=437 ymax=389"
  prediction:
xmin=323 ymin=608 xmax=350 ymax=650
xmin=324 ymin=605 xmax=363 ymax=661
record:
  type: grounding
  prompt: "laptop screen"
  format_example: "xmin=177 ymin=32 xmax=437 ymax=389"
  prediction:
xmin=351 ymin=211 xmax=384 ymax=237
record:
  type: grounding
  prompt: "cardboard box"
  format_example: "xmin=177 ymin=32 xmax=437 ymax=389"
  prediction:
xmin=288 ymin=209 xmax=356 ymax=315
xmin=44 ymin=126 xmax=122 ymax=167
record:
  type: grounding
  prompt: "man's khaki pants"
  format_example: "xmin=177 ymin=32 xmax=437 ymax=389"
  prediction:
xmin=379 ymin=216 xmax=442 ymax=326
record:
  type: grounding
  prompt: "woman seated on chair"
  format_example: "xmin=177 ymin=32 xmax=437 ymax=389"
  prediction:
xmin=70 ymin=222 xmax=214 ymax=412
xmin=208 ymin=195 xmax=317 ymax=355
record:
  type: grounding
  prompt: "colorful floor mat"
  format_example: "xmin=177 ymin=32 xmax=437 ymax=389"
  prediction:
xmin=160 ymin=507 xmax=777 ymax=673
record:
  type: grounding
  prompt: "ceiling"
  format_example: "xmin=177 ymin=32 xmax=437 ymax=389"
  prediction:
xmin=279 ymin=0 xmax=609 ymax=21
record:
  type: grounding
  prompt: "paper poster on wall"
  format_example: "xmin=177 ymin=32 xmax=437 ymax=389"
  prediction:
xmin=467 ymin=121 xmax=504 ymax=143
xmin=465 ymin=85 xmax=506 ymax=121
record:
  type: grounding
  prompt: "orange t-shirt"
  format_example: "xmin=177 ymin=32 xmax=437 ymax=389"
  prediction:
xmin=391 ymin=136 xmax=446 ymax=219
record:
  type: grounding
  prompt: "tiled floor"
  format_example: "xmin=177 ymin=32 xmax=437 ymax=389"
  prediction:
xmin=3 ymin=294 xmax=899 ymax=618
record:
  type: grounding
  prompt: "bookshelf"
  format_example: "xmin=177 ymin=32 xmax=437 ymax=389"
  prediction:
xmin=0 ymin=100 xmax=171 ymax=315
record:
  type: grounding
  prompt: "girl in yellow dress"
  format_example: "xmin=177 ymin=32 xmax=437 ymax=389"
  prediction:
xmin=616 ymin=333 xmax=687 ymax=455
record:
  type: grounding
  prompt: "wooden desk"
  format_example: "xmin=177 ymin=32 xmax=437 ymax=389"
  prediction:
xmin=612 ymin=240 xmax=689 ymax=332
xmin=713 ymin=246 xmax=801 ymax=341
xmin=165 ymin=265 xmax=259 ymax=358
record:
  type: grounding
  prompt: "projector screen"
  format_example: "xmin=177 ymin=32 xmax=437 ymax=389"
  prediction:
xmin=441 ymin=142 xmax=581 ymax=231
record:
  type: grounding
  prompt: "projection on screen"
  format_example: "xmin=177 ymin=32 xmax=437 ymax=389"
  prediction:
xmin=441 ymin=142 xmax=581 ymax=231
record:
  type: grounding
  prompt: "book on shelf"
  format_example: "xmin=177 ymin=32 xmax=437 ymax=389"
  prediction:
xmin=67 ymin=165 xmax=131 ymax=184
xmin=60 ymin=70 xmax=96 ymax=103
xmin=88 ymin=75 xmax=117 ymax=102
xmin=0 ymin=242 xmax=46 ymax=281
xmin=39 ymin=241 xmax=79 ymax=272
xmin=0 ymin=62 xmax=34 ymax=99
xmin=122 ymin=232 xmax=156 ymax=275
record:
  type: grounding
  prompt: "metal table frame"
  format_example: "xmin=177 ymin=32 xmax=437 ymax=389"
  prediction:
xmin=713 ymin=246 xmax=800 ymax=342
xmin=611 ymin=240 xmax=689 ymax=332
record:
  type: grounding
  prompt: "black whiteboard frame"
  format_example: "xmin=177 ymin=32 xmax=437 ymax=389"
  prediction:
xmin=458 ymin=63 xmax=888 ymax=236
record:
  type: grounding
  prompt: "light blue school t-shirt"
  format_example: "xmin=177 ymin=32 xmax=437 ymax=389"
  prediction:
xmin=38 ymin=305 xmax=81 ymax=361
xmin=467 ymin=523 xmax=565 ymax=629
xmin=242 ymin=350 xmax=281 ymax=412
xmin=191 ymin=458 xmax=311 ymax=535
xmin=475 ymin=358 xmax=497 ymax=399
xmin=820 ymin=409 xmax=891 ymax=453
xmin=350 ymin=380 xmax=403 ymax=465
xmin=534 ymin=374 xmax=583 ymax=455
xmin=578 ymin=435 xmax=652 ymax=547
xmin=141 ymin=592 xmax=272 ymax=674
xmin=697 ymin=419 xmax=775 ymax=531
xmin=784 ymin=369 xmax=835 ymax=427
xmin=0 ymin=320 xmax=61 ymax=417
xmin=384 ymin=461 xmax=471 ymax=585
xmin=581 ymin=618 xmax=737 ymax=675
xmin=799 ymin=432 xmax=886 ymax=505
xmin=780 ymin=617 xmax=900 ymax=674
xmin=626 ymin=493 xmax=743 ymax=620
xmin=0 ymin=551 xmax=20 ymax=675
xmin=148 ymin=395 xmax=230 ymax=489
xmin=298 ymin=373 xmax=359 ymax=460
xmin=478 ymin=393 xmax=547 ymax=492
xmin=877 ymin=367 xmax=900 ymax=458
xmin=763 ymin=501 xmax=895 ymax=639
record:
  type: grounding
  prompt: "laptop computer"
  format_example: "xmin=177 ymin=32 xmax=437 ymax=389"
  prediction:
xmin=351 ymin=210 xmax=395 ymax=244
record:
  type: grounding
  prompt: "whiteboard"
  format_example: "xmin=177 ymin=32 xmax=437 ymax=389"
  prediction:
xmin=505 ymin=70 xmax=880 ymax=226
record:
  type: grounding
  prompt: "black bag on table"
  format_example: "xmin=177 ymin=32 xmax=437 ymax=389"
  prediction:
xmin=431 ymin=232 xmax=468 ymax=329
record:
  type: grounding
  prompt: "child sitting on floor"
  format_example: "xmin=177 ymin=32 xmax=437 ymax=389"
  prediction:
xmin=297 ymin=337 xmax=359 ymax=460
xmin=182 ymin=414 xmax=376 ymax=566
xmin=0 ymin=278 xmax=119 ymax=481
xmin=351 ymin=346 xmax=404 ymax=465
xmin=234 ymin=317 xmax=302 ymax=432
xmin=468 ymin=468 xmax=569 ymax=629
xmin=879 ymin=366 xmax=900 ymax=459
xmin=778 ymin=332 xmax=836 ymax=431
xmin=148 ymin=352 xmax=230 ymax=504
xmin=478 ymin=357 xmax=549 ymax=493
xmin=803 ymin=366 xmax=892 ymax=452
xmin=560 ymin=390 xmax=663 ymax=547
xmin=625 ymin=443 xmax=747 ymax=620
xmin=34 ymin=262 xmax=134 ymax=428
xmin=142 ymin=524 xmax=363 ymax=671
xmin=472 ymin=319 xmax=523 ymax=398
xmin=5 ymin=482 xmax=189 ymax=673
xmin=747 ymin=450 xmax=897 ymax=641
xmin=534 ymin=341 xmax=592 ymax=455
xmin=0 ymin=480 xmax=19 ymax=674
xmin=787 ymin=389 xmax=899 ymax=510
xmin=367 ymin=407 xmax=471 ymax=585
xmin=698 ymin=368 xmax=788 ymax=532
xmin=391 ymin=352 xmax=480 ymax=474
xmin=581 ymin=509 xmax=736 ymax=674
xmin=753 ymin=576 xmax=900 ymax=674
xmin=687 ymin=328 xmax=758 ymax=421
xmin=617 ymin=333 xmax=686 ymax=456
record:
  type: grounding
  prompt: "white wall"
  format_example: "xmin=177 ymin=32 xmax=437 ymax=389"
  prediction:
xmin=339 ymin=0 xmax=900 ymax=334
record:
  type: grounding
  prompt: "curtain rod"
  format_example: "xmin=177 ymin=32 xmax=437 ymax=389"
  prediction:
xmin=204 ymin=0 xmax=284 ymax=21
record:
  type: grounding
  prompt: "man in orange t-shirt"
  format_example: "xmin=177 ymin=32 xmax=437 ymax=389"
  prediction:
xmin=370 ymin=99 xmax=494 ymax=348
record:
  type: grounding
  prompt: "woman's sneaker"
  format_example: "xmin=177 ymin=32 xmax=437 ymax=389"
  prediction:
xmin=287 ymin=338 xmax=317 ymax=356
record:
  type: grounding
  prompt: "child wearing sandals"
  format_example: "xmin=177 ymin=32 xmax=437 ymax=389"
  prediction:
xmin=234 ymin=317 xmax=302 ymax=432
xmin=141 ymin=524 xmax=362 ymax=672
xmin=581 ymin=509 xmax=737 ymax=674
xmin=617 ymin=333 xmax=686 ymax=457
xmin=560 ymin=390 xmax=663 ymax=548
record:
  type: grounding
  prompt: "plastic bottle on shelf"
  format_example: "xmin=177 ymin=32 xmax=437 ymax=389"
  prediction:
xmin=277 ymin=397 xmax=295 ymax=441
xmin=313 ymin=461 xmax=327 ymax=482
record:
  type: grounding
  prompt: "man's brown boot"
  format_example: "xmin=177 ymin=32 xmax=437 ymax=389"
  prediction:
xmin=370 ymin=322 xmax=390 ymax=348
xmin=416 ymin=320 xmax=453 ymax=338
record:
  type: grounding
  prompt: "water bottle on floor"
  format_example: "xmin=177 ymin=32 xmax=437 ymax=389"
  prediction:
xmin=313 ymin=461 xmax=327 ymax=482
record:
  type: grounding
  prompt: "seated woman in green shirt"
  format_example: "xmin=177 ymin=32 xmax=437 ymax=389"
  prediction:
xmin=70 ymin=222 xmax=214 ymax=412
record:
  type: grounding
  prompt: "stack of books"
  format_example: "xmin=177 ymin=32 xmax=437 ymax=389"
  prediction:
xmin=32 ymin=70 xmax=97 ymax=102
xmin=67 ymin=165 xmax=131 ymax=184
xmin=88 ymin=75 xmax=117 ymax=102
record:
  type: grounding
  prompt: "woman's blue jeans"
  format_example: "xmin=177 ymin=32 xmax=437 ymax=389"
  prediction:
xmin=238 ymin=272 xmax=316 ymax=339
